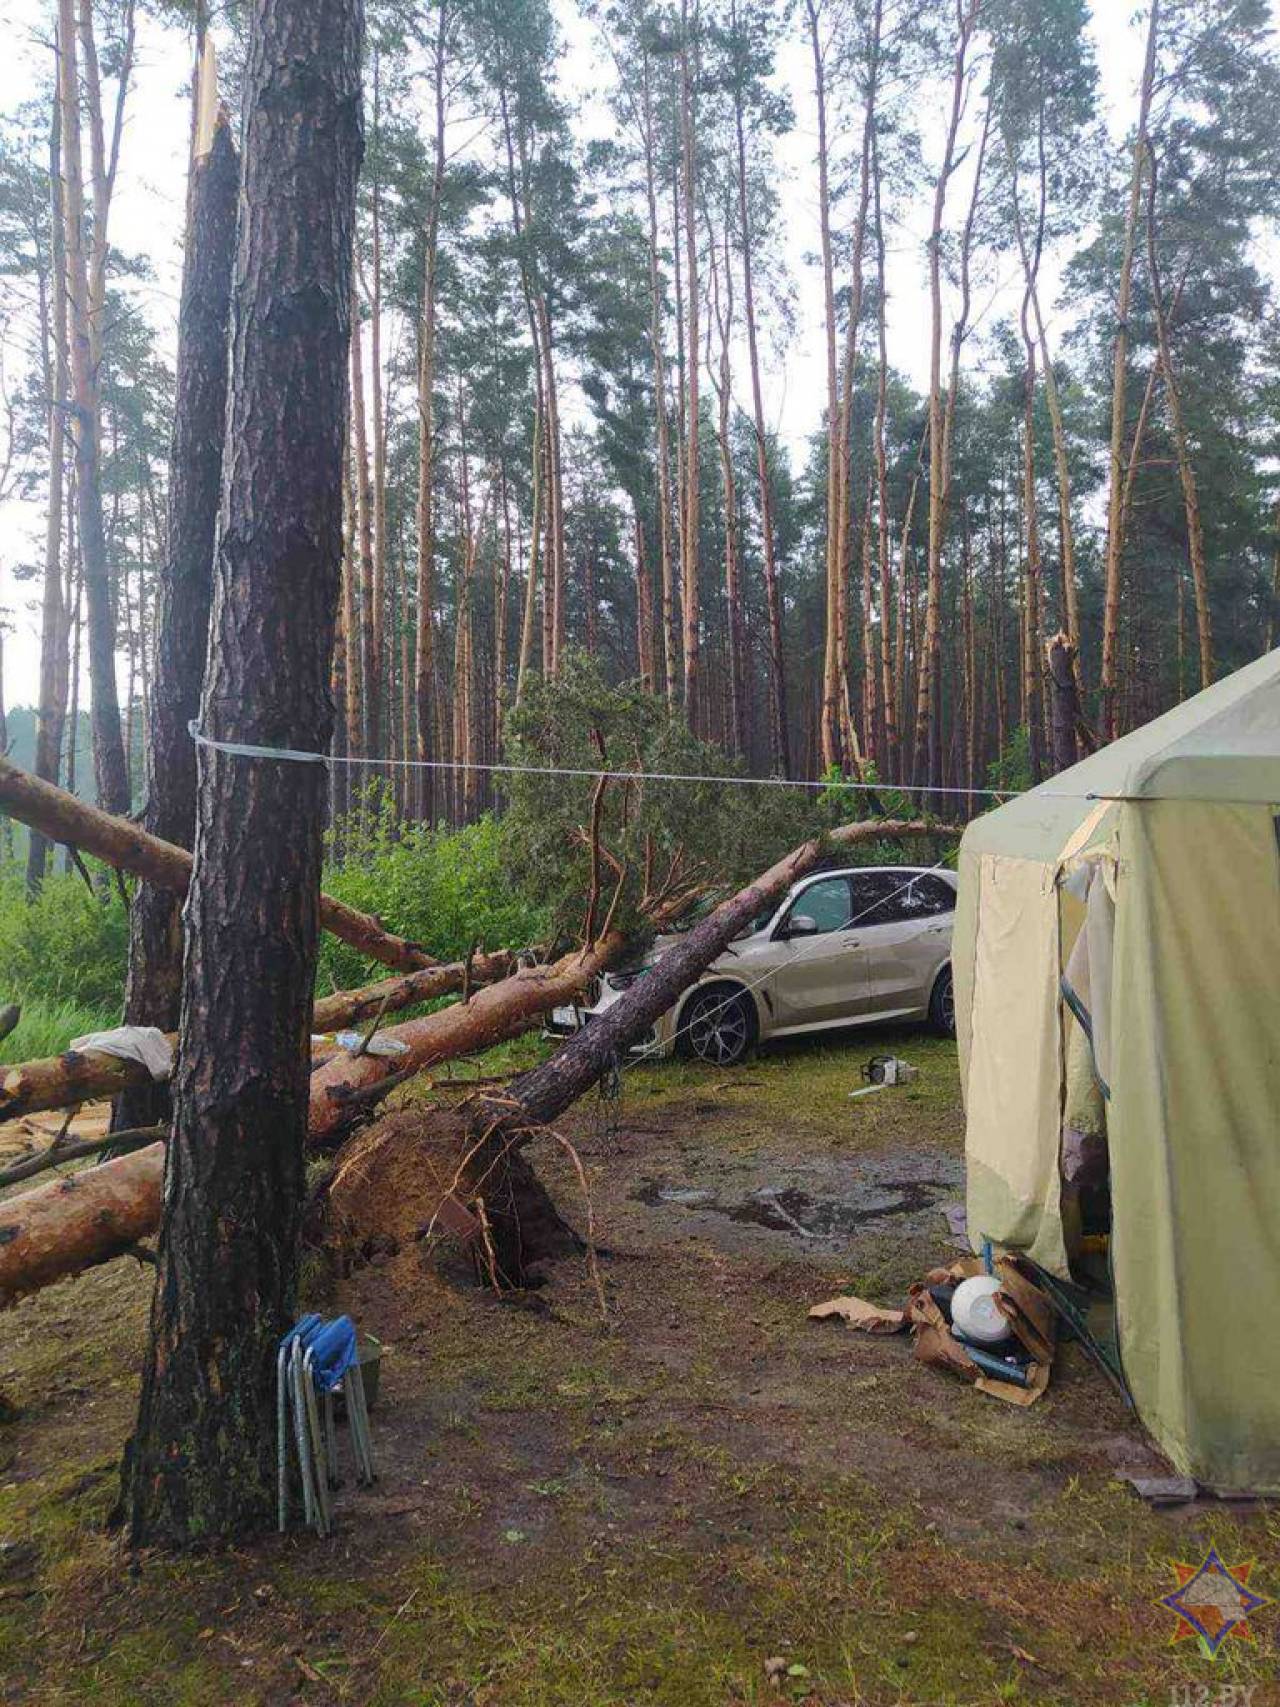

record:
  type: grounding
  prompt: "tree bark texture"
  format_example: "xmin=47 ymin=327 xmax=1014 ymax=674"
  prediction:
xmin=0 ymin=753 xmax=435 ymax=975
xmin=116 ymin=110 xmax=239 ymax=1133
xmin=124 ymin=0 xmax=364 ymax=1547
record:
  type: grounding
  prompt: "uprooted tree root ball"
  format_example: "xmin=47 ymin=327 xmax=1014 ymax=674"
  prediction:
xmin=327 ymin=1106 xmax=584 ymax=1292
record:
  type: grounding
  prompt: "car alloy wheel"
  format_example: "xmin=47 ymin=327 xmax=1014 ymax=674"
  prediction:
xmin=930 ymin=966 xmax=956 ymax=1037
xmin=683 ymin=988 xmax=754 ymax=1067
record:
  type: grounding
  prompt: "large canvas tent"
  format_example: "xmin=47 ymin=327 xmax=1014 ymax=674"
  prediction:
xmin=953 ymin=649 xmax=1280 ymax=1493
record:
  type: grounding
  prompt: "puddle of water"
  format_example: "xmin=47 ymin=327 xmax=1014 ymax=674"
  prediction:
xmin=633 ymin=1177 xmax=952 ymax=1240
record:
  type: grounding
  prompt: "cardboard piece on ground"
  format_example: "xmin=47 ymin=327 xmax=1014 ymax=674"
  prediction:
xmin=976 ymin=1360 xmax=1050 ymax=1407
xmin=1116 ymin=1472 xmax=1199 ymax=1506
xmin=994 ymin=1256 xmax=1057 ymax=1366
xmin=909 ymin=1261 xmax=1055 ymax=1406
xmin=809 ymin=1294 xmax=906 ymax=1334
xmin=907 ymin=1286 xmax=981 ymax=1380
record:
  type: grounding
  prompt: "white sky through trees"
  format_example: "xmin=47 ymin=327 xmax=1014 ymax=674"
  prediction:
xmin=0 ymin=0 xmax=1209 ymax=705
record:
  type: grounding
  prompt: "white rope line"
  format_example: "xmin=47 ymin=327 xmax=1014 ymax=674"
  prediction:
xmin=187 ymin=721 xmax=1018 ymax=800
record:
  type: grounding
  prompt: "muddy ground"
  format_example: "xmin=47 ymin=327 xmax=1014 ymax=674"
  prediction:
xmin=1 ymin=1026 xmax=1276 ymax=1705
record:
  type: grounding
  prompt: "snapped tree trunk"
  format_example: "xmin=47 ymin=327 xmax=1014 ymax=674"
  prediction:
xmin=1046 ymin=631 xmax=1081 ymax=774
xmin=123 ymin=0 xmax=364 ymax=1547
xmin=117 ymin=98 xmax=238 ymax=1133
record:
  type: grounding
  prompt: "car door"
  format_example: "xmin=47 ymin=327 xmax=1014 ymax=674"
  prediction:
xmin=853 ymin=871 xmax=954 ymax=1018
xmin=767 ymin=875 xmax=863 ymax=1027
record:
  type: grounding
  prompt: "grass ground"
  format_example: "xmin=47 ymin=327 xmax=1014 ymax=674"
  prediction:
xmin=1 ymin=1025 xmax=1276 ymax=1706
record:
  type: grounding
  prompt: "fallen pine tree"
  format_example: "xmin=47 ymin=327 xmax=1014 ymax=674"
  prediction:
xmin=0 ymin=950 xmax=516 ymax=1124
xmin=0 ymin=930 xmax=641 ymax=1305
xmin=329 ymin=817 xmax=957 ymax=1286
xmin=0 ymin=753 xmax=438 ymax=974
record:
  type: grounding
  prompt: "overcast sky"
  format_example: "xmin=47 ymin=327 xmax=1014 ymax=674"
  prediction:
xmin=0 ymin=1 xmax=1164 ymax=705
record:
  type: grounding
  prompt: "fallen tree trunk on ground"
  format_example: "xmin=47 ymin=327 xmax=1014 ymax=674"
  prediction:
xmin=332 ymin=819 xmax=956 ymax=1284
xmin=0 ymin=820 xmax=956 ymax=1306
xmin=0 ymin=952 xmax=515 ymax=1123
xmin=308 ymin=934 xmax=628 ymax=1141
xmin=0 ymin=1143 xmax=165 ymax=1305
xmin=0 ymin=1124 xmax=164 ymax=1190
xmin=0 ymin=753 xmax=437 ymax=974
xmin=0 ymin=939 xmax=615 ymax=1303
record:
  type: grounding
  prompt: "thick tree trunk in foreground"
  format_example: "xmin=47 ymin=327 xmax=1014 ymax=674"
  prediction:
xmin=117 ymin=102 xmax=238 ymax=1133
xmin=124 ymin=0 xmax=363 ymax=1548
xmin=0 ymin=952 xmax=515 ymax=1125
xmin=0 ymin=754 xmax=434 ymax=974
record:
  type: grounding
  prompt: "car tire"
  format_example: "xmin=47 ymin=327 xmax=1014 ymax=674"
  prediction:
xmin=929 ymin=965 xmax=956 ymax=1038
xmin=677 ymin=984 xmax=758 ymax=1068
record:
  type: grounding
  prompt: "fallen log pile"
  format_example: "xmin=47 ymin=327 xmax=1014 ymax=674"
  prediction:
xmin=0 ymin=806 xmax=957 ymax=1310
xmin=0 ymin=952 xmax=515 ymax=1124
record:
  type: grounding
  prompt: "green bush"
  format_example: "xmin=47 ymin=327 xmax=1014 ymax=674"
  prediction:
xmin=318 ymin=810 xmax=551 ymax=993
xmin=0 ymin=869 xmax=129 ymax=1015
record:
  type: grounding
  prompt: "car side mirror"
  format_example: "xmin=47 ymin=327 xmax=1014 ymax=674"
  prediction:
xmin=785 ymin=913 xmax=818 ymax=939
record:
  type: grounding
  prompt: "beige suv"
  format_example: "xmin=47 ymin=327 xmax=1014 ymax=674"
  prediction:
xmin=549 ymin=865 xmax=957 ymax=1067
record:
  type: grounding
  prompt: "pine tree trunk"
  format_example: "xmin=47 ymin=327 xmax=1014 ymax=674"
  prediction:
xmin=115 ymin=105 xmax=238 ymax=1135
xmin=1101 ymin=0 xmax=1159 ymax=740
xmin=915 ymin=0 xmax=978 ymax=794
xmin=28 ymin=81 xmax=71 ymax=894
xmin=414 ymin=3 xmax=448 ymax=816
xmin=733 ymin=51 xmax=788 ymax=774
xmin=642 ymin=46 xmax=679 ymax=710
xmin=58 ymin=0 xmax=130 ymax=816
xmin=806 ymin=0 xmax=842 ymax=773
xmin=124 ymin=0 xmax=363 ymax=1548
xmin=1145 ymin=146 xmax=1213 ymax=691
xmin=679 ymin=0 xmax=701 ymax=730
xmin=351 ymin=295 xmax=379 ymax=754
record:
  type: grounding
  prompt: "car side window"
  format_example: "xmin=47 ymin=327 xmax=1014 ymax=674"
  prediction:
xmin=782 ymin=876 xmax=851 ymax=934
xmin=849 ymin=871 xmax=907 ymax=926
xmin=850 ymin=870 xmax=953 ymax=926
xmin=911 ymin=875 xmax=956 ymax=916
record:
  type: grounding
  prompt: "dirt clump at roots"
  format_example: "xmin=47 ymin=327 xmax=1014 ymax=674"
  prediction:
xmin=326 ymin=1105 xmax=583 ymax=1293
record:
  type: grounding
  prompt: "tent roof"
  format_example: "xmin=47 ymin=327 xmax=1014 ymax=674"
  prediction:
xmin=963 ymin=648 xmax=1280 ymax=862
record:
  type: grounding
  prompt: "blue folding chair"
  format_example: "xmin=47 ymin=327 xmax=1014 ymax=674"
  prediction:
xmin=277 ymin=1314 xmax=377 ymax=1536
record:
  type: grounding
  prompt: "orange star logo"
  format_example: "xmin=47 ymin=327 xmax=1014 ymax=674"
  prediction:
xmin=1157 ymin=1549 xmax=1270 ymax=1658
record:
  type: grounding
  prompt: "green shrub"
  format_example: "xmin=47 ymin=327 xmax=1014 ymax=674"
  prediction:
xmin=0 ymin=870 xmax=129 ymax=1014
xmin=318 ymin=812 xmax=550 ymax=993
